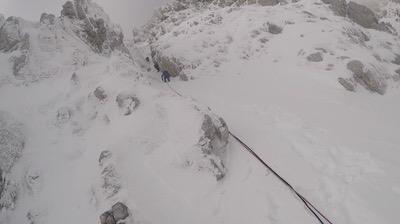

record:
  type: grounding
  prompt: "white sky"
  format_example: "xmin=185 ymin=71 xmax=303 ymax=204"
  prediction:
xmin=0 ymin=0 xmax=171 ymax=35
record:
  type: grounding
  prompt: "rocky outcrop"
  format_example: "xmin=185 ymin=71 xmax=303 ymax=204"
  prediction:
xmin=40 ymin=13 xmax=56 ymax=25
xmin=347 ymin=60 xmax=386 ymax=95
xmin=61 ymin=0 xmax=128 ymax=54
xmin=0 ymin=112 xmax=24 ymax=210
xmin=151 ymin=48 xmax=187 ymax=80
xmin=94 ymin=87 xmax=108 ymax=101
xmin=197 ymin=112 xmax=229 ymax=180
xmin=338 ymin=77 xmax=355 ymax=92
xmin=307 ymin=52 xmax=323 ymax=62
xmin=116 ymin=94 xmax=140 ymax=116
xmin=99 ymin=150 xmax=121 ymax=198
xmin=100 ymin=202 xmax=130 ymax=224
xmin=0 ymin=14 xmax=5 ymax=27
xmin=267 ymin=22 xmax=283 ymax=34
xmin=0 ymin=17 xmax=30 ymax=52
xmin=322 ymin=0 xmax=390 ymax=32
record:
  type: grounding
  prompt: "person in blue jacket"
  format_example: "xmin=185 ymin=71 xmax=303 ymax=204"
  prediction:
xmin=161 ymin=70 xmax=171 ymax=83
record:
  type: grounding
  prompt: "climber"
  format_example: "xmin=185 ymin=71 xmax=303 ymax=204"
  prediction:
xmin=161 ymin=70 xmax=171 ymax=83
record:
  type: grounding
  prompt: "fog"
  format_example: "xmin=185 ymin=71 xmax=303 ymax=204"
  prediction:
xmin=0 ymin=0 xmax=171 ymax=35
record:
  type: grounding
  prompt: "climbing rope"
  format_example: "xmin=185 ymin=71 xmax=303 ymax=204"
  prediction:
xmin=166 ymin=83 xmax=334 ymax=224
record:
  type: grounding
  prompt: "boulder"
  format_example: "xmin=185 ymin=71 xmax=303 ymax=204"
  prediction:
xmin=151 ymin=48 xmax=188 ymax=80
xmin=12 ymin=54 xmax=29 ymax=78
xmin=0 ymin=112 xmax=24 ymax=210
xmin=40 ymin=13 xmax=56 ymax=25
xmin=392 ymin=54 xmax=400 ymax=65
xmin=267 ymin=22 xmax=283 ymax=34
xmin=0 ymin=14 xmax=4 ymax=27
xmin=0 ymin=17 xmax=30 ymax=52
xmin=111 ymin=202 xmax=129 ymax=221
xmin=0 ymin=112 xmax=24 ymax=173
xmin=347 ymin=60 xmax=386 ymax=95
xmin=198 ymin=113 xmax=229 ymax=180
xmin=61 ymin=1 xmax=76 ymax=19
xmin=338 ymin=77 xmax=355 ymax=91
xmin=94 ymin=87 xmax=108 ymax=101
xmin=100 ymin=202 xmax=130 ymax=224
xmin=98 ymin=151 xmax=121 ymax=198
xmin=346 ymin=2 xmax=382 ymax=30
xmin=307 ymin=52 xmax=323 ymax=62
xmin=61 ymin=0 xmax=128 ymax=54
xmin=100 ymin=211 xmax=116 ymax=224
xmin=116 ymin=94 xmax=140 ymax=116
xmin=258 ymin=0 xmax=280 ymax=6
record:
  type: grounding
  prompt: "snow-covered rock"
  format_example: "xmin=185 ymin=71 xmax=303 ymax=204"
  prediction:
xmin=0 ymin=112 xmax=24 ymax=210
xmin=0 ymin=17 xmax=29 ymax=52
xmin=145 ymin=0 xmax=400 ymax=94
xmin=61 ymin=0 xmax=128 ymax=54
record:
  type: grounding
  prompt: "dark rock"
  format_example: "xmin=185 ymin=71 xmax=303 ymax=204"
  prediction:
xmin=100 ymin=211 xmax=116 ymax=224
xmin=13 ymin=54 xmax=28 ymax=78
xmin=151 ymin=48 xmax=185 ymax=78
xmin=307 ymin=52 xmax=323 ymax=62
xmin=258 ymin=0 xmax=280 ymax=6
xmin=0 ymin=113 xmax=24 ymax=210
xmin=111 ymin=202 xmax=129 ymax=221
xmin=116 ymin=94 xmax=140 ymax=116
xmin=198 ymin=114 xmax=229 ymax=180
xmin=0 ymin=114 xmax=24 ymax=173
xmin=392 ymin=54 xmax=400 ymax=65
xmin=40 ymin=13 xmax=56 ymax=25
xmin=61 ymin=0 xmax=128 ymax=54
xmin=338 ymin=77 xmax=355 ymax=91
xmin=347 ymin=2 xmax=381 ymax=30
xmin=347 ymin=60 xmax=386 ymax=95
xmin=94 ymin=87 xmax=108 ymax=101
xmin=267 ymin=23 xmax=283 ymax=34
xmin=99 ymin=150 xmax=112 ymax=165
xmin=0 ymin=17 xmax=30 ymax=52
xmin=61 ymin=1 xmax=76 ymax=19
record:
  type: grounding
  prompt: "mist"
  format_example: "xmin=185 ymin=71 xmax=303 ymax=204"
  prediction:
xmin=0 ymin=0 xmax=171 ymax=35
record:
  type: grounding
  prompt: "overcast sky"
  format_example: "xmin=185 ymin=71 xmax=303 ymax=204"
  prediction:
xmin=0 ymin=0 xmax=171 ymax=35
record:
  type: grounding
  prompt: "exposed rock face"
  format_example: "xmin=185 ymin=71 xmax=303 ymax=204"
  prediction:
xmin=322 ymin=0 xmax=390 ymax=32
xmin=0 ymin=113 xmax=24 ymax=173
xmin=111 ymin=202 xmax=129 ymax=221
xmin=98 ymin=151 xmax=121 ymax=198
xmin=338 ymin=77 xmax=355 ymax=91
xmin=100 ymin=202 xmax=130 ymax=224
xmin=94 ymin=87 xmax=108 ymax=101
xmin=307 ymin=52 xmax=323 ymax=62
xmin=198 ymin=113 xmax=229 ymax=180
xmin=0 ymin=14 xmax=5 ymax=27
xmin=346 ymin=2 xmax=384 ymax=31
xmin=347 ymin=60 xmax=386 ymax=95
xmin=40 ymin=13 xmax=56 ymax=25
xmin=151 ymin=48 xmax=186 ymax=79
xmin=116 ymin=94 xmax=140 ymax=116
xmin=0 ymin=112 xmax=24 ymax=210
xmin=0 ymin=17 xmax=30 ymax=52
xmin=61 ymin=0 xmax=128 ymax=54
xmin=267 ymin=22 xmax=283 ymax=34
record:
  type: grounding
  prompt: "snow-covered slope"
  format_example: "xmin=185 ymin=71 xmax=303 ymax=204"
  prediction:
xmin=0 ymin=1 xmax=232 ymax=224
xmin=135 ymin=0 xmax=400 ymax=223
xmin=1 ymin=0 xmax=400 ymax=224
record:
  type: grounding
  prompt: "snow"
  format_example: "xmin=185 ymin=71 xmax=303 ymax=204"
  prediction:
xmin=1 ymin=0 xmax=400 ymax=224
